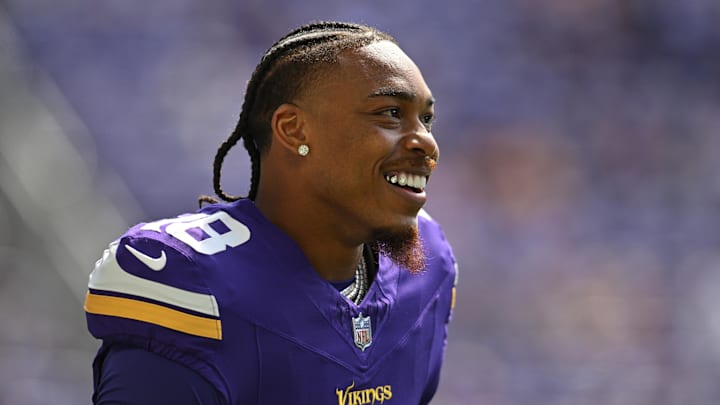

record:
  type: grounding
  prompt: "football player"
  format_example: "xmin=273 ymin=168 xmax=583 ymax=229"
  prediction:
xmin=85 ymin=21 xmax=458 ymax=404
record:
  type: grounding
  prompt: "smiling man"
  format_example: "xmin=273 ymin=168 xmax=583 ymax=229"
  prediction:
xmin=85 ymin=22 xmax=458 ymax=404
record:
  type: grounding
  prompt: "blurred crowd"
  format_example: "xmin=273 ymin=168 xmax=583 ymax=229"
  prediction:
xmin=2 ymin=0 xmax=720 ymax=403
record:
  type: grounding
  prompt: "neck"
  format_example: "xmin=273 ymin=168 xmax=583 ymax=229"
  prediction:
xmin=255 ymin=185 xmax=364 ymax=282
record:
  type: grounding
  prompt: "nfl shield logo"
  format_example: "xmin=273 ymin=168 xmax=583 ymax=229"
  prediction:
xmin=352 ymin=312 xmax=373 ymax=351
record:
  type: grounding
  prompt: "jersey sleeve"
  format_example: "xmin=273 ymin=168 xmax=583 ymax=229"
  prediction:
xmin=84 ymin=224 xmax=227 ymax=399
xmin=85 ymin=235 xmax=222 ymax=341
xmin=93 ymin=343 xmax=223 ymax=405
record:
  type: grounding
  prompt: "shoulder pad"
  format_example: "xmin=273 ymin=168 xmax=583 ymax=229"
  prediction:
xmin=418 ymin=209 xmax=454 ymax=259
xmin=85 ymin=234 xmax=222 ymax=340
xmin=418 ymin=209 xmax=459 ymax=308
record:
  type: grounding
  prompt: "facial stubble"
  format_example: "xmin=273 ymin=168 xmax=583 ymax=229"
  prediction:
xmin=372 ymin=223 xmax=425 ymax=274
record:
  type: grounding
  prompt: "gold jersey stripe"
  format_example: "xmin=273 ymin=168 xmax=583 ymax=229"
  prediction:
xmin=84 ymin=292 xmax=222 ymax=340
xmin=451 ymin=287 xmax=457 ymax=310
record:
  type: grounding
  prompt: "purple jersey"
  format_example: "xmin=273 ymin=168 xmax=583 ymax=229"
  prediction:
xmin=85 ymin=199 xmax=457 ymax=404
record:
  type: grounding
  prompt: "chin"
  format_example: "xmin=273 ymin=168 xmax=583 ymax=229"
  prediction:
xmin=394 ymin=207 xmax=424 ymax=229
xmin=369 ymin=212 xmax=417 ymax=244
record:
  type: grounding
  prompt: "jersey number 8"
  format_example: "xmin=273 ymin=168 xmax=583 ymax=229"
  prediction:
xmin=140 ymin=211 xmax=251 ymax=255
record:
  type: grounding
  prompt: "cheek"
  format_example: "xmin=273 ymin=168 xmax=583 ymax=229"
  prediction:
xmin=311 ymin=117 xmax=396 ymax=179
xmin=318 ymin=126 xmax=385 ymax=162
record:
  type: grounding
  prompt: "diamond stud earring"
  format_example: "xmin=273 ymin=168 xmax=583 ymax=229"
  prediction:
xmin=298 ymin=144 xmax=310 ymax=156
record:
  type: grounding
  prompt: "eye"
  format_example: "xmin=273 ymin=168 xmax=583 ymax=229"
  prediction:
xmin=421 ymin=113 xmax=435 ymax=127
xmin=380 ymin=108 xmax=401 ymax=119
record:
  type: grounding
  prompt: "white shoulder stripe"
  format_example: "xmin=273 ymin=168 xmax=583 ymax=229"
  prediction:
xmin=88 ymin=241 xmax=219 ymax=317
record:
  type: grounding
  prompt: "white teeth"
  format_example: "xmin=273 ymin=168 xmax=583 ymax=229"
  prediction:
xmin=385 ymin=172 xmax=428 ymax=191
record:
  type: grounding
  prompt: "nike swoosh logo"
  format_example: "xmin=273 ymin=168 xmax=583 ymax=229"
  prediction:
xmin=88 ymin=241 xmax=219 ymax=316
xmin=125 ymin=244 xmax=167 ymax=271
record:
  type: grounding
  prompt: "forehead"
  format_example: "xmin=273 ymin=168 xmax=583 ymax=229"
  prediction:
xmin=310 ymin=41 xmax=432 ymax=101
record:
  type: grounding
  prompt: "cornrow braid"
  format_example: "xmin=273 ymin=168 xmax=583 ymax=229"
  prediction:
xmin=199 ymin=21 xmax=396 ymax=206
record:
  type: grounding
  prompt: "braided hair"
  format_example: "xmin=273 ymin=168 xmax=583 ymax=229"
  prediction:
xmin=199 ymin=21 xmax=396 ymax=206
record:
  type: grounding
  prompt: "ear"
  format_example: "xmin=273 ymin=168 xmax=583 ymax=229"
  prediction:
xmin=270 ymin=103 xmax=307 ymax=155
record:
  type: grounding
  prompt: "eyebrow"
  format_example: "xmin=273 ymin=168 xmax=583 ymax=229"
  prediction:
xmin=368 ymin=87 xmax=435 ymax=107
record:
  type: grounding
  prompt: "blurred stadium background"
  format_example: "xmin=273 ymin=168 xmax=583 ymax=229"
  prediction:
xmin=2 ymin=1 xmax=720 ymax=404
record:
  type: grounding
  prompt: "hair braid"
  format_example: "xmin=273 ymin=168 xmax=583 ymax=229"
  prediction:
xmin=274 ymin=21 xmax=364 ymax=45
xmin=199 ymin=21 xmax=396 ymax=206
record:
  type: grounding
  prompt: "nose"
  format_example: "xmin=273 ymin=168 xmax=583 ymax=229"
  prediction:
xmin=403 ymin=129 xmax=439 ymax=161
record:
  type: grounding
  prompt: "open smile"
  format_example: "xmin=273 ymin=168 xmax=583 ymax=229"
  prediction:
xmin=384 ymin=171 xmax=428 ymax=193
xmin=382 ymin=171 xmax=429 ymax=210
